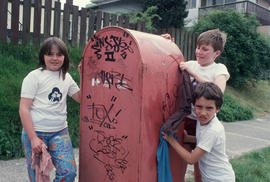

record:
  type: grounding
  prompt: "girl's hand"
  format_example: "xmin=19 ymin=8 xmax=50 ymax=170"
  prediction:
xmin=78 ymin=61 xmax=82 ymax=76
xmin=30 ymin=136 xmax=46 ymax=154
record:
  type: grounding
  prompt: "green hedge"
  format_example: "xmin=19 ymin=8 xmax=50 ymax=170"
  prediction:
xmin=0 ymin=44 xmax=36 ymax=159
xmin=218 ymin=94 xmax=253 ymax=122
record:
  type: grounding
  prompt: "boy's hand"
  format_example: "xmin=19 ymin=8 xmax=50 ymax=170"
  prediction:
xmin=179 ymin=62 xmax=196 ymax=79
xmin=183 ymin=130 xmax=190 ymax=143
xmin=161 ymin=33 xmax=175 ymax=42
xmin=183 ymin=130 xmax=196 ymax=144
xmin=162 ymin=131 xmax=176 ymax=145
xmin=183 ymin=130 xmax=188 ymax=139
xmin=179 ymin=62 xmax=189 ymax=72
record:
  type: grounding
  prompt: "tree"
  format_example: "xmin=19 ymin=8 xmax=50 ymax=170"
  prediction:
xmin=141 ymin=0 xmax=188 ymax=28
xmin=192 ymin=10 xmax=270 ymax=88
xmin=127 ymin=6 xmax=161 ymax=31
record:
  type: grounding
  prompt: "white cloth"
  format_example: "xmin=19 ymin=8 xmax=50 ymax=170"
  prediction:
xmin=21 ymin=68 xmax=80 ymax=132
xmin=196 ymin=116 xmax=235 ymax=182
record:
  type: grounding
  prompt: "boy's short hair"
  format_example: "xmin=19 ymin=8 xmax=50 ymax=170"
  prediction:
xmin=193 ymin=82 xmax=223 ymax=109
xmin=197 ymin=29 xmax=227 ymax=52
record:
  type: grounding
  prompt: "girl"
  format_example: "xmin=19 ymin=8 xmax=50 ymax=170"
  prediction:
xmin=19 ymin=37 xmax=81 ymax=181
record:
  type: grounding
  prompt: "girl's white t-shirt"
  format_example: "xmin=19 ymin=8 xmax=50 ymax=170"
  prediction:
xmin=21 ymin=68 xmax=80 ymax=132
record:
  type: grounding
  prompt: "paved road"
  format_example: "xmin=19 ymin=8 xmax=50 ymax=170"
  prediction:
xmin=224 ymin=116 xmax=270 ymax=159
xmin=1 ymin=116 xmax=270 ymax=182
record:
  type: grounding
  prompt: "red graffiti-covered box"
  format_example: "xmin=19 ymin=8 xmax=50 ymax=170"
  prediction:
xmin=79 ymin=26 xmax=186 ymax=182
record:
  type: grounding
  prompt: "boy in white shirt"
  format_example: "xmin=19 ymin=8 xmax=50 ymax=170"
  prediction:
xmin=162 ymin=82 xmax=235 ymax=182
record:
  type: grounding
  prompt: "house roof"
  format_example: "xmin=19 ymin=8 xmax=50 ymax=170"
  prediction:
xmin=90 ymin=0 xmax=122 ymax=7
xmin=90 ymin=0 xmax=141 ymax=8
xmin=87 ymin=0 xmax=142 ymax=13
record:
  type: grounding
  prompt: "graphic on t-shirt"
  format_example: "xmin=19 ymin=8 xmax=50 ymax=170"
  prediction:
xmin=48 ymin=87 xmax=62 ymax=103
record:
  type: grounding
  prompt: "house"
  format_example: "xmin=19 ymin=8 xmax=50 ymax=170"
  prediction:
xmin=87 ymin=0 xmax=270 ymax=37
xmin=186 ymin=0 xmax=270 ymax=25
xmin=87 ymin=0 xmax=142 ymax=14
xmin=186 ymin=0 xmax=270 ymax=36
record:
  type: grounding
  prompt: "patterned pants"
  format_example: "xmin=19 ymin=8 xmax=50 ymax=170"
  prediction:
xmin=22 ymin=128 xmax=77 ymax=182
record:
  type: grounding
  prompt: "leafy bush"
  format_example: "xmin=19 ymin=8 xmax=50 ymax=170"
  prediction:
xmin=0 ymin=42 xmax=38 ymax=159
xmin=218 ymin=94 xmax=253 ymax=122
xmin=192 ymin=10 xmax=270 ymax=88
xmin=0 ymin=50 xmax=35 ymax=159
xmin=67 ymin=44 xmax=83 ymax=65
xmin=0 ymin=42 xmax=38 ymax=64
xmin=0 ymin=105 xmax=23 ymax=159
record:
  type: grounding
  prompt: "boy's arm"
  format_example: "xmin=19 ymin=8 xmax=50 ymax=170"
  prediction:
xmin=162 ymin=132 xmax=206 ymax=164
xmin=179 ymin=62 xmax=227 ymax=93
xmin=214 ymin=74 xmax=227 ymax=93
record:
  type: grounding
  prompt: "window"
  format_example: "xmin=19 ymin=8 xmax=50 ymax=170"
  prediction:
xmin=225 ymin=0 xmax=236 ymax=3
xmin=201 ymin=0 xmax=207 ymax=7
xmin=210 ymin=0 xmax=225 ymax=5
xmin=215 ymin=0 xmax=224 ymax=5
xmin=187 ymin=0 xmax=197 ymax=9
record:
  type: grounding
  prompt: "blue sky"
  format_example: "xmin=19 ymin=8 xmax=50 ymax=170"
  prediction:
xmin=60 ymin=0 xmax=92 ymax=8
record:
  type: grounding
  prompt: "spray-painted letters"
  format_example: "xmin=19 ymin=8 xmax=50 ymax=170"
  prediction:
xmin=82 ymin=96 xmax=122 ymax=130
xmin=89 ymin=130 xmax=129 ymax=181
xmin=91 ymin=70 xmax=133 ymax=92
xmin=91 ymin=33 xmax=134 ymax=62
